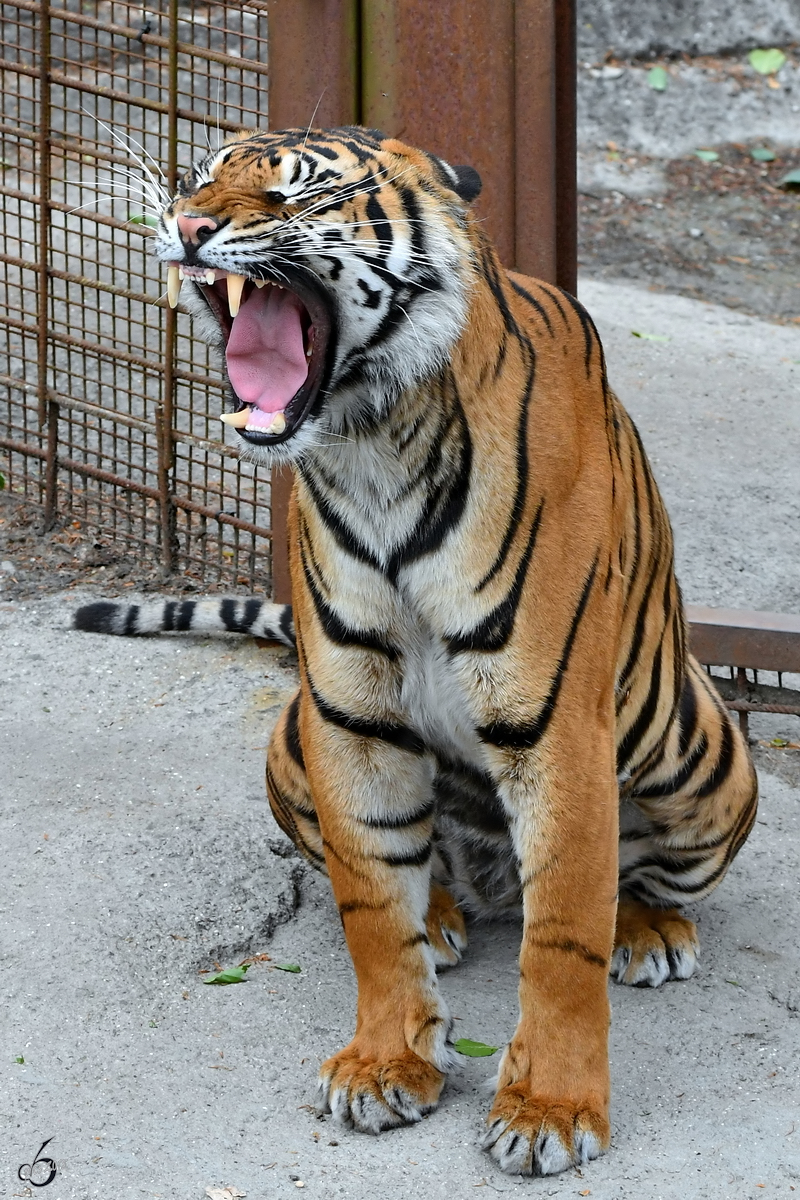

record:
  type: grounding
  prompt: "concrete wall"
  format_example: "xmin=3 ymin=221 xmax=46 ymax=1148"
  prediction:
xmin=579 ymin=0 xmax=800 ymax=61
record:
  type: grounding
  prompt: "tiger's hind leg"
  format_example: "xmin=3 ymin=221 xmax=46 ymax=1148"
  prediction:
xmin=615 ymin=657 xmax=758 ymax=988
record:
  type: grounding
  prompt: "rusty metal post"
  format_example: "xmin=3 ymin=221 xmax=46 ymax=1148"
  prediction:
xmin=156 ymin=0 xmax=180 ymax=575
xmin=38 ymin=0 xmax=59 ymax=528
xmin=266 ymin=0 xmax=578 ymax=600
xmin=267 ymin=0 xmax=360 ymax=130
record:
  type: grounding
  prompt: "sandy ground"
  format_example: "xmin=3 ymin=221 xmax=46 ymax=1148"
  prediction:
xmin=3 ymin=279 xmax=800 ymax=1199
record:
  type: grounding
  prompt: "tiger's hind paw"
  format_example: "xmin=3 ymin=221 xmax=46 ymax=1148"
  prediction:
xmin=612 ymin=898 xmax=699 ymax=987
xmin=482 ymin=1085 xmax=609 ymax=1176
xmin=317 ymin=1048 xmax=445 ymax=1133
xmin=426 ymin=882 xmax=468 ymax=969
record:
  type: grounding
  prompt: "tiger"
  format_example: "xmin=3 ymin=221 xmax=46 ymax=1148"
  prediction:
xmin=73 ymin=126 xmax=758 ymax=1177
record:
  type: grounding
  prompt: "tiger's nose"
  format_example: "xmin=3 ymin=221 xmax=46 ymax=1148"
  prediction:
xmin=176 ymin=214 xmax=218 ymax=245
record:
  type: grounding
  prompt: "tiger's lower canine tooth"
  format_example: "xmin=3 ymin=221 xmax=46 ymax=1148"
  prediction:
xmin=270 ymin=412 xmax=287 ymax=434
xmin=167 ymin=265 xmax=181 ymax=308
xmin=220 ymin=408 xmax=251 ymax=428
xmin=227 ymin=273 xmax=246 ymax=317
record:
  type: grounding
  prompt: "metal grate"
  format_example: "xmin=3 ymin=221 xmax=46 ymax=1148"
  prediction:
xmin=0 ymin=0 xmax=275 ymax=590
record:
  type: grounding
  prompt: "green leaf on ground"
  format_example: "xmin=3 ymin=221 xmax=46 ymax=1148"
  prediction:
xmin=273 ymin=963 xmax=301 ymax=973
xmin=202 ymin=963 xmax=251 ymax=985
xmin=748 ymin=48 xmax=786 ymax=76
xmin=14 ymin=1054 xmax=24 ymax=1064
xmin=647 ymin=66 xmax=668 ymax=92
xmin=750 ymin=147 xmax=776 ymax=162
xmin=631 ymin=331 xmax=671 ymax=342
xmin=128 ymin=213 xmax=158 ymax=227
xmin=0 ymin=471 xmax=5 ymax=490
xmin=769 ymin=736 xmax=790 ymax=748
xmin=778 ymin=168 xmax=800 ymax=190
xmin=694 ymin=149 xmax=719 ymax=163
xmin=725 ymin=978 xmax=742 ymax=987
xmin=454 ymin=1038 xmax=498 ymax=1057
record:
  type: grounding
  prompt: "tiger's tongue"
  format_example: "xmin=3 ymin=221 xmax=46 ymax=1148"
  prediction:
xmin=225 ymin=285 xmax=308 ymax=425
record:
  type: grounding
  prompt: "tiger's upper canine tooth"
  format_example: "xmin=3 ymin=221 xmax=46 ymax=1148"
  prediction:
xmin=227 ymin=273 xmax=246 ymax=317
xmin=167 ymin=265 xmax=181 ymax=308
xmin=205 ymin=269 xmax=216 ymax=286
xmin=254 ymin=279 xmax=266 ymax=288
xmin=269 ymin=412 xmax=287 ymax=435
xmin=220 ymin=408 xmax=251 ymax=428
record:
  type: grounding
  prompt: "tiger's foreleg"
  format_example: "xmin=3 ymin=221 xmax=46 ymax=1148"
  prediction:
xmin=480 ymin=698 xmax=618 ymax=1175
xmin=270 ymin=684 xmax=455 ymax=1131
xmin=266 ymin=691 xmax=468 ymax=970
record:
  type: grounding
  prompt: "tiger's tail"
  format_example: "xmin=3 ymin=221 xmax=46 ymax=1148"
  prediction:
xmin=72 ymin=597 xmax=295 ymax=646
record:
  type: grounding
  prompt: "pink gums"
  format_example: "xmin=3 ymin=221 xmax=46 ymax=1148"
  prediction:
xmin=225 ymin=285 xmax=308 ymax=426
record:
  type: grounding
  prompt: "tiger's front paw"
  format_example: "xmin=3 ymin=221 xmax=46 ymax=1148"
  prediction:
xmin=317 ymin=1047 xmax=445 ymax=1133
xmin=482 ymin=1084 xmax=610 ymax=1176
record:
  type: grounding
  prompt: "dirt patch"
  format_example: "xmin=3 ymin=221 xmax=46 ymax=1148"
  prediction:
xmin=579 ymin=143 xmax=800 ymax=322
xmin=0 ymin=491 xmax=254 ymax=601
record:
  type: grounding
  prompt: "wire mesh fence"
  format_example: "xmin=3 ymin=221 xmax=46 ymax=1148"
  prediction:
xmin=0 ymin=0 xmax=276 ymax=591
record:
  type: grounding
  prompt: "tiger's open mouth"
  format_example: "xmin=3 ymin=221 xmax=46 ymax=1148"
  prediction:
xmin=167 ymin=264 xmax=332 ymax=445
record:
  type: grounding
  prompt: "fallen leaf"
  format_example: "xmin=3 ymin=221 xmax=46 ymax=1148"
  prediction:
xmin=205 ymin=1188 xmax=246 ymax=1200
xmin=748 ymin=48 xmax=786 ymax=76
xmin=631 ymin=330 xmax=670 ymax=342
xmin=202 ymin=963 xmax=251 ymax=986
xmin=694 ymin=149 xmax=719 ymax=163
xmin=273 ymin=963 xmax=301 ymax=973
xmin=750 ymin=147 xmax=775 ymax=162
xmin=725 ymin=978 xmax=742 ymax=987
xmin=454 ymin=1038 xmax=498 ymax=1057
xmin=647 ymin=66 xmax=668 ymax=91
xmin=580 ymin=1191 xmax=592 ymax=1196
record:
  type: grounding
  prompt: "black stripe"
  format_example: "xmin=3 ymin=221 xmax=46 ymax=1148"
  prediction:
xmin=309 ymin=681 xmax=425 ymax=754
xmin=301 ymin=538 xmax=398 ymax=659
xmin=176 ymin=600 xmax=196 ymax=631
xmin=477 ymin=556 xmax=599 ymax=749
xmin=339 ymin=898 xmax=390 ymax=917
xmin=476 ymin=353 xmax=536 ymax=592
xmin=402 ymin=932 xmax=430 ymax=949
xmin=689 ymin=716 xmax=735 ymax=800
xmin=301 ymin=468 xmax=383 ymax=571
xmin=632 ymin=732 xmax=709 ymax=799
xmin=277 ymin=604 xmax=295 ymax=645
xmin=162 ymin=601 xmax=177 ymax=632
xmin=529 ymin=939 xmax=607 ymax=969
xmin=434 ymin=758 xmax=508 ymax=837
xmin=284 ymin=693 xmax=305 ymax=770
xmin=509 ymin=279 xmax=554 ymax=334
xmin=557 ymin=288 xmax=598 ymax=377
xmin=677 ymin=671 xmax=699 ymax=758
xmin=266 ymin=764 xmax=319 ymax=828
xmin=380 ymin=842 xmax=432 ymax=868
xmin=124 ymin=604 xmax=140 ymax=636
xmin=449 ymin=500 xmax=544 ymax=653
xmin=361 ymin=798 xmax=435 ymax=829
xmin=243 ymin=597 xmax=263 ymax=630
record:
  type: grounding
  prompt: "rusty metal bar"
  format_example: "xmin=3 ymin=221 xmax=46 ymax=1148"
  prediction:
xmin=37 ymin=0 xmax=60 ymax=528
xmin=155 ymin=0 xmax=180 ymax=575
xmin=687 ymin=605 xmax=800 ymax=674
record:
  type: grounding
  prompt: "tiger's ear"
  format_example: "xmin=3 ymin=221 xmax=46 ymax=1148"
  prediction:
xmin=428 ymin=154 xmax=483 ymax=204
xmin=448 ymin=164 xmax=482 ymax=203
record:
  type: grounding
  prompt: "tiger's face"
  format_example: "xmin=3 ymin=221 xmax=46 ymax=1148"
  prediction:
xmin=154 ymin=127 xmax=482 ymax=465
